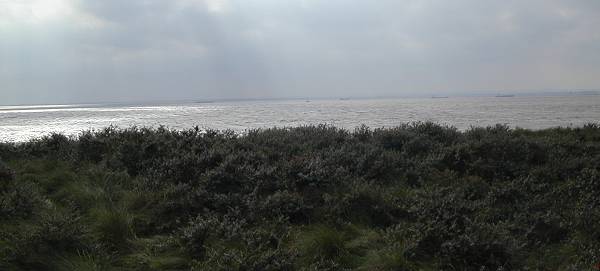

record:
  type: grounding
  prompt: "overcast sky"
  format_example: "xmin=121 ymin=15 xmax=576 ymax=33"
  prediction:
xmin=1 ymin=0 xmax=599 ymax=104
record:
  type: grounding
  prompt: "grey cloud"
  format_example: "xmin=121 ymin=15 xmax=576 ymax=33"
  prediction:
xmin=1 ymin=0 xmax=599 ymax=104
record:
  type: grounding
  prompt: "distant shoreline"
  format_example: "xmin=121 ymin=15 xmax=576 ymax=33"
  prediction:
xmin=1 ymin=90 xmax=598 ymax=107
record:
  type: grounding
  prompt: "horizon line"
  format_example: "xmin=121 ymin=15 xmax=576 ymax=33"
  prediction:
xmin=1 ymin=89 xmax=599 ymax=107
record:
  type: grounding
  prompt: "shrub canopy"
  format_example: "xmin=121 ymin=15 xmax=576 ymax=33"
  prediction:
xmin=1 ymin=123 xmax=600 ymax=270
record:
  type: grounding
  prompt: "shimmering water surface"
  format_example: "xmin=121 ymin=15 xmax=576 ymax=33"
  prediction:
xmin=1 ymin=96 xmax=599 ymax=142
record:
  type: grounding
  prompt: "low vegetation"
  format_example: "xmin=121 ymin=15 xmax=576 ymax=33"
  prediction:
xmin=1 ymin=122 xmax=600 ymax=270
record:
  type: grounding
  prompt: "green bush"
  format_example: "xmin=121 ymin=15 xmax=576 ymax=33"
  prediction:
xmin=0 ymin=123 xmax=599 ymax=269
xmin=0 ymin=180 xmax=44 ymax=219
xmin=0 ymin=207 xmax=86 ymax=269
xmin=0 ymin=159 xmax=14 ymax=182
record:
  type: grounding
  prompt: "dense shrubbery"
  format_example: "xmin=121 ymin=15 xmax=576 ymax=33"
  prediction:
xmin=1 ymin=122 xmax=600 ymax=270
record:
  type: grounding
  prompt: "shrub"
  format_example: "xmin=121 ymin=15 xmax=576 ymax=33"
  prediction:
xmin=0 ymin=207 xmax=86 ymax=269
xmin=0 ymin=159 xmax=14 ymax=182
xmin=1 ymin=123 xmax=599 ymax=269
xmin=0 ymin=180 xmax=44 ymax=219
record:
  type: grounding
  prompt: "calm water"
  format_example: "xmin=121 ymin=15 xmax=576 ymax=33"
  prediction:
xmin=1 ymin=96 xmax=599 ymax=142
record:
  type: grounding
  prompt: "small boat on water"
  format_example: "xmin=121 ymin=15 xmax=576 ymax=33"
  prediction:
xmin=496 ymin=94 xmax=515 ymax=97
xmin=431 ymin=96 xmax=449 ymax=99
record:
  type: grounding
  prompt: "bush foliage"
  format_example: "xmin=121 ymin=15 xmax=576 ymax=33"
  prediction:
xmin=1 ymin=122 xmax=600 ymax=270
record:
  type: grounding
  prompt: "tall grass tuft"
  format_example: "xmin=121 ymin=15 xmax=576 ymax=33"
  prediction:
xmin=91 ymin=208 xmax=135 ymax=251
xmin=295 ymin=225 xmax=352 ymax=267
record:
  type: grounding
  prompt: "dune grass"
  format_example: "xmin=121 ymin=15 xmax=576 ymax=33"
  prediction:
xmin=1 ymin=123 xmax=600 ymax=270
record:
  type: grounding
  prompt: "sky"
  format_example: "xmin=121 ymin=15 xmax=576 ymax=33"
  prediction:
xmin=1 ymin=0 xmax=599 ymax=105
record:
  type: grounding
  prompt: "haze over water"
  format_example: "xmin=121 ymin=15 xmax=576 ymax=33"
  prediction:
xmin=1 ymin=95 xmax=599 ymax=142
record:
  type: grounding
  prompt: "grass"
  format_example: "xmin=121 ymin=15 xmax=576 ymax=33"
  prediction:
xmin=90 ymin=208 xmax=135 ymax=251
xmin=2 ymin=123 xmax=600 ymax=269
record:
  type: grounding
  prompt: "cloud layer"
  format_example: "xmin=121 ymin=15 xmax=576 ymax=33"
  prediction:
xmin=1 ymin=0 xmax=599 ymax=104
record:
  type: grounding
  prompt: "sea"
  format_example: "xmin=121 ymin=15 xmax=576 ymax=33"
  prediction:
xmin=1 ymin=95 xmax=599 ymax=142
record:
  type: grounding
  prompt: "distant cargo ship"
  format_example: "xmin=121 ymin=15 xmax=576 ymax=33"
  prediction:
xmin=431 ymin=96 xmax=449 ymax=99
xmin=495 ymin=94 xmax=515 ymax=97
